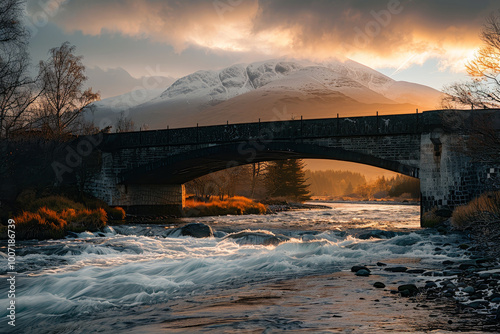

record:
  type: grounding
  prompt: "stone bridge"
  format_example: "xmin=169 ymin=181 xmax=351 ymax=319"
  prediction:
xmin=79 ymin=109 xmax=499 ymax=224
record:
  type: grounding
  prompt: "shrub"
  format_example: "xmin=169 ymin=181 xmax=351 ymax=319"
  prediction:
xmin=16 ymin=188 xmax=37 ymax=207
xmin=452 ymin=191 xmax=500 ymax=230
xmin=66 ymin=208 xmax=107 ymax=232
xmin=14 ymin=209 xmax=67 ymax=240
xmin=61 ymin=208 xmax=77 ymax=221
xmin=28 ymin=196 xmax=85 ymax=212
xmin=13 ymin=194 xmax=110 ymax=239
xmin=107 ymin=207 xmax=126 ymax=220
xmin=422 ymin=207 xmax=445 ymax=228
xmin=81 ymin=197 xmax=110 ymax=211
xmin=184 ymin=196 xmax=267 ymax=216
xmin=76 ymin=195 xmax=125 ymax=220
xmin=37 ymin=207 xmax=68 ymax=228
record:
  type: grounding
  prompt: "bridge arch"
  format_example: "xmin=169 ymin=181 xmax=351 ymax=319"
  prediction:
xmin=119 ymin=141 xmax=419 ymax=185
xmin=81 ymin=110 xmax=499 ymax=223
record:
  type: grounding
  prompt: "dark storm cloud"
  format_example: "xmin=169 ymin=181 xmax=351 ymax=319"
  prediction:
xmin=25 ymin=0 xmax=500 ymax=70
xmin=253 ymin=0 xmax=497 ymax=56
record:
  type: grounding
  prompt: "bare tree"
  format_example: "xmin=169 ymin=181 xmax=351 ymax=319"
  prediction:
xmin=115 ymin=111 xmax=135 ymax=133
xmin=441 ymin=12 xmax=500 ymax=174
xmin=441 ymin=12 xmax=500 ymax=109
xmin=0 ymin=0 xmax=38 ymax=139
xmin=37 ymin=42 xmax=100 ymax=137
xmin=441 ymin=81 xmax=491 ymax=109
xmin=465 ymin=13 xmax=500 ymax=106
xmin=0 ymin=0 xmax=26 ymax=44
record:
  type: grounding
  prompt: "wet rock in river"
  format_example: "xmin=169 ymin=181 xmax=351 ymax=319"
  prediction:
xmin=179 ymin=223 xmax=214 ymax=238
xmin=384 ymin=266 xmax=407 ymax=273
xmin=445 ymin=283 xmax=457 ymax=290
xmin=406 ymin=269 xmax=426 ymax=274
xmin=463 ymin=300 xmax=489 ymax=309
xmin=351 ymin=265 xmax=370 ymax=273
xmin=398 ymin=284 xmax=419 ymax=297
xmin=392 ymin=235 xmax=420 ymax=246
xmin=357 ymin=230 xmax=396 ymax=240
xmin=425 ymin=281 xmax=437 ymax=289
xmin=213 ymin=231 xmax=227 ymax=238
xmin=222 ymin=230 xmax=290 ymax=246
xmin=373 ymin=282 xmax=386 ymax=288
xmin=443 ymin=269 xmax=463 ymax=276
xmin=479 ymin=272 xmax=492 ymax=279
xmin=458 ymin=260 xmax=477 ymax=270
xmin=470 ymin=293 xmax=484 ymax=300
xmin=463 ymin=286 xmax=475 ymax=294
xmin=488 ymin=292 xmax=500 ymax=301
xmin=443 ymin=290 xmax=455 ymax=298
xmin=355 ymin=269 xmax=371 ymax=277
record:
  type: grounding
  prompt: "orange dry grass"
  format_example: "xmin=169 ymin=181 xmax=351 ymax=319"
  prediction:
xmin=184 ymin=196 xmax=267 ymax=216
xmin=452 ymin=191 xmax=500 ymax=229
xmin=65 ymin=208 xmax=107 ymax=232
xmin=107 ymin=207 xmax=126 ymax=220
xmin=14 ymin=206 xmax=108 ymax=240
xmin=15 ymin=208 xmax=67 ymax=240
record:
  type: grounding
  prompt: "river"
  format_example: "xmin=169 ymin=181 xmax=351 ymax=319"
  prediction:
xmin=0 ymin=202 xmax=478 ymax=333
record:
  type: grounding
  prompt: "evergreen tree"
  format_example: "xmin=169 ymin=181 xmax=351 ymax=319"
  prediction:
xmin=344 ymin=181 xmax=354 ymax=195
xmin=265 ymin=159 xmax=311 ymax=202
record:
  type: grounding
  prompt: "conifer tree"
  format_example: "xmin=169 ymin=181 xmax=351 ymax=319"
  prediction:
xmin=265 ymin=159 xmax=311 ymax=202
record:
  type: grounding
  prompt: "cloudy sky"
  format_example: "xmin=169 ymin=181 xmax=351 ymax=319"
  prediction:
xmin=25 ymin=0 xmax=499 ymax=98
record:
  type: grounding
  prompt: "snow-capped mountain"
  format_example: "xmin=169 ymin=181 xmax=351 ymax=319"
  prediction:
xmin=89 ymin=59 xmax=443 ymax=130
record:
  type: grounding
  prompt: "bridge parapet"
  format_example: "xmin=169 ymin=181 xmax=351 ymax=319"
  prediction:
xmin=100 ymin=112 xmax=427 ymax=150
xmin=82 ymin=109 xmax=499 ymax=224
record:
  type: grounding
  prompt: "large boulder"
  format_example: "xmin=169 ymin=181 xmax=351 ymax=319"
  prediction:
xmin=355 ymin=269 xmax=371 ymax=277
xmin=178 ymin=223 xmax=214 ymax=238
xmin=398 ymin=284 xmax=419 ymax=297
xmin=357 ymin=230 xmax=396 ymax=240
xmin=351 ymin=265 xmax=370 ymax=273
xmin=222 ymin=230 xmax=290 ymax=246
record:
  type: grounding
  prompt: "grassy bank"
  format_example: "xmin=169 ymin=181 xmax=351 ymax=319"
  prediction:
xmin=184 ymin=196 xmax=267 ymax=216
xmin=450 ymin=191 xmax=500 ymax=257
xmin=1 ymin=193 xmax=126 ymax=240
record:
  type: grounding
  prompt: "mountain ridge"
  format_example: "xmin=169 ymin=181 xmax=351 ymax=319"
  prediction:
xmin=89 ymin=58 xmax=443 ymax=129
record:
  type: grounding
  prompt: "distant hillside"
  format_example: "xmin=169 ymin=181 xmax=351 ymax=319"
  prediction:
xmin=88 ymin=58 xmax=444 ymax=181
xmin=88 ymin=58 xmax=443 ymax=129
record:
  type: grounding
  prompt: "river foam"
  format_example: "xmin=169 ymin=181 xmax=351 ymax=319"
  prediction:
xmin=0 ymin=202 xmax=472 ymax=332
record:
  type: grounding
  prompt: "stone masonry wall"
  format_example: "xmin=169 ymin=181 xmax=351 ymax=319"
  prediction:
xmin=419 ymin=132 xmax=478 ymax=214
xmin=81 ymin=110 xmax=498 ymax=221
xmin=325 ymin=134 xmax=421 ymax=169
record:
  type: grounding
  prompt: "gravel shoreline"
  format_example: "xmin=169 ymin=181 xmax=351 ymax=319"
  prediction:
xmin=347 ymin=220 xmax=500 ymax=332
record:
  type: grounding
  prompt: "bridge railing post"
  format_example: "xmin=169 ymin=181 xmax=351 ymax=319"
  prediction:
xmin=416 ymin=109 xmax=419 ymax=133
xmin=300 ymin=115 xmax=303 ymax=143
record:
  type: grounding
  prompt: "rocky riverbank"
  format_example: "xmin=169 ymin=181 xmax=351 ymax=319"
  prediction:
xmin=349 ymin=220 xmax=500 ymax=332
xmin=266 ymin=201 xmax=332 ymax=213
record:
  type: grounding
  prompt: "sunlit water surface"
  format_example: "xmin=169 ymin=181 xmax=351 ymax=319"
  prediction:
xmin=0 ymin=202 xmax=473 ymax=333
